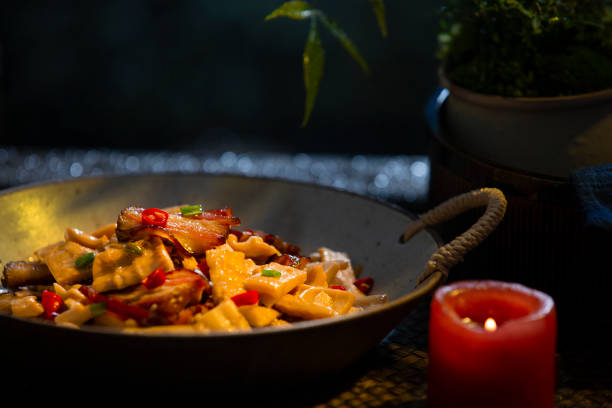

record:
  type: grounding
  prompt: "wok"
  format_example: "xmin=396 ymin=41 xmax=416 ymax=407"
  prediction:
xmin=0 ymin=174 xmax=505 ymax=383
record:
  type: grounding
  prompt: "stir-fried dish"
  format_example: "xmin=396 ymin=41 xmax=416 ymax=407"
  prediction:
xmin=0 ymin=204 xmax=387 ymax=334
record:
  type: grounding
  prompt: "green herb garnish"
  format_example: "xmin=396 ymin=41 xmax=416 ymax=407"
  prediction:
xmin=180 ymin=204 xmax=203 ymax=217
xmin=261 ymin=269 xmax=282 ymax=278
xmin=125 ymin=242 xmax=143 ymax=256
xmin=89 ymin=302 xmax=107 ymax=318
xmin=75 ymin=252 xmax=95 ymax=268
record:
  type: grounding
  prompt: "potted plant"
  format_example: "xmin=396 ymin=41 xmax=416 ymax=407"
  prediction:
xmin=433 ymin=0 xmax=612 ymax=179
xmin=427 ymin=0 xmax=612 ymax=345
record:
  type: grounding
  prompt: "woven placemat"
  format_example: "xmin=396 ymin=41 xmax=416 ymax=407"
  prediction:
xmin=314 ymin=300 xmax=430 ymax=408
xmin=306 ymin=299 xmax=611 ymax=408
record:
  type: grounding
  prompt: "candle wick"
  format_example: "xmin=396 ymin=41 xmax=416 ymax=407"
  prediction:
xmin=484 ymin=317 xmax=497 ymax=332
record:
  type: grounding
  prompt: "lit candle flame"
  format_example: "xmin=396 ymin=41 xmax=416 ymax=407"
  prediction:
xmin=484 ymin=317 xmax=497 ymax=332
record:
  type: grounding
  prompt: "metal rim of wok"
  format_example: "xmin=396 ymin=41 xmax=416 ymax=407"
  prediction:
xmin=0 ymin=172 xmax=444 ymax=339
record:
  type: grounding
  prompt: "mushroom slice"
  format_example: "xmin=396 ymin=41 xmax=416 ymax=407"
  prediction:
xmin=1 ymin=261 xmax=54 ymax=289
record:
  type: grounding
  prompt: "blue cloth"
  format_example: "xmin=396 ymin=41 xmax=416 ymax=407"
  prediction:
xmin=570 ymin=164 xmax=612 ymax=230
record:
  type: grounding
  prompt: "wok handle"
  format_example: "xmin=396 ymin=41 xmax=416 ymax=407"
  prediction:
xmin=402 ymin=187 xmax=507 ymax=286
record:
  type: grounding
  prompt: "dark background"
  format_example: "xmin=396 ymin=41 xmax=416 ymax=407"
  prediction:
xmin=0 ymin=1 xmax=444 ymax=155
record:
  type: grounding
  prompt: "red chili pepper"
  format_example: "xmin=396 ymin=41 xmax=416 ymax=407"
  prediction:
xmin=78 ymin=285 xmax=106 ymax=303
xmin=141 ymin=268 xmax=167 ymax=290
xmin=41 ymin=290 xmax=63 ymax=319
xmin=79 ymin=286 xmax=149 ymax=322
xmin=353 ymin=277 xmax=374 ymax=294
xmin=329 ymin=285 xmax=347 ymax=291
xmin=105 ymin=298 xmax=150 ymax=321
xmin=141 ymin=208 xmax=169 ymax=227
xmin=231 ymin=290 xmax=259 ymax=307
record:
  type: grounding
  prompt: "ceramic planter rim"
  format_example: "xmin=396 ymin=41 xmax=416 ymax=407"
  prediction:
xmin=438 ymin=68 xmax=612 ymax=112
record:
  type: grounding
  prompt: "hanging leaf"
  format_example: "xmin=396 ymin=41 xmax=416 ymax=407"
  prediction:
xmin=265 ymin=1 xmax=313 ymax=21
xmin=302 ymin=17 xmax=325 ymax=127
xmin=319 ymin=13 xmax=370 ymax=75
xmin=369 ymin=0 xmax=388 ymax=38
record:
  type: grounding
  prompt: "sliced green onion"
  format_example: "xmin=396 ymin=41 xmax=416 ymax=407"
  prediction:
xmin=125 ymin=242 xmax=143 ymax=256
xmin=89 ymin=302 xmax=107 ymax=318
xmin=180 ymin=204 xmax=203 ymax=217
xmin=261 ymin=269 xmax=282 ymax=278
xmin=75 ymin=252 xmax=95 ymax=268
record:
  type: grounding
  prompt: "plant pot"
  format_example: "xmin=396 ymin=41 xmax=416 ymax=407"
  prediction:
xmin=439 ymin=74 xmax=612 ymax=179
xmin=425 ymin=81 xmax=612 ymax=353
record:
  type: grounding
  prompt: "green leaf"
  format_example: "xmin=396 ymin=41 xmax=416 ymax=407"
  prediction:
xmin=369 ymin=0 xmax=388 ymax=38
xmin=318 ymin=13 xmax=370 ymax=75
xmin=302 ymin=17 xmax=325 ymax=128
xmin=265 ymin=1 xmax=313 ymax=21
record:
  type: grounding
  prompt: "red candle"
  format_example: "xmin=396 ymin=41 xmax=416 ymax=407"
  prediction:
xmin=427 ymin=280 xmax=557 ymax=408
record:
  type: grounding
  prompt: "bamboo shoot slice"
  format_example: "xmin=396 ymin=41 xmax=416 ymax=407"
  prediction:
xmin=238 ymin=305 xmax=280 ymax=327
xmin=243 ymin=262 xmax=307 ymax=305
xmin=304 ymin=263 xmax=328 ymax=287
xmin=274 ymin=284 xmax=356 ymax=319
xmin=206 ymin=243 xmax=257 ymax=303
xmin=195 ymin=298 xmax=251 ymax=331
xmin=226 ymin=234 xmax=280 ymax=264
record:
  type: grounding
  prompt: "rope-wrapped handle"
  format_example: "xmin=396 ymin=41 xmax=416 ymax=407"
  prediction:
xmin=402 ymin=188 xmax=507 ymax=286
